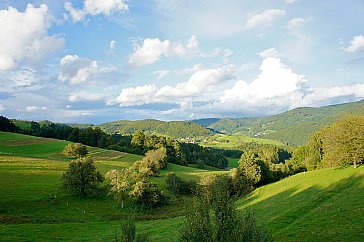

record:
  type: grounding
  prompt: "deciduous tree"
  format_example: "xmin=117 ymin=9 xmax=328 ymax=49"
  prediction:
xmin=62 ymin=143 xmax=88 ymax=158
xmin=62 ymin=157 xmax=103 ymax=197
xmin=106 ymin=169 xmax=132 ymax=208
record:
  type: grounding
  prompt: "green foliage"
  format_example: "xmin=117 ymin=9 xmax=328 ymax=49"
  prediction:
xmin=62 ymin=157 xmax=104 ymax=197
xmin=117 ymin=218 xmax=151 ymax=242
xmin=180 ymin=196 xmax=214 ymax=242
xmin=1 ymin=129 xmax=364 ymax=241
xmin=62 ymin=143 xmax=89 ymax=158
xmin=230 ymin=152 xmax=262 ymax=196
xmin=120 ymin=218 xmax=135 ymax=242
xmin=129 ymin=178 xmax=165 ymax=208
xmin=132 ymin=148 xmax=167 ymax=176
xmin=100 ymin=119 xmax=213 ymax=139
xmin=320 ymin=116 xmax=364 ymax=168
xmin=239 ymin=212 xmax=273 ymax=242
xmin=131 ymin=130 xmax=145 ymax=147
xmin=166 ymin=172 xmax=196 ymax=195
xmin=106 ymin=169 xmax=132 ymax=208
xmin=181 ymin=174 xmax=271 ymax=242
xmin=290 ymin=115 xmax=364 ymax=169
xmin=0 ymin=116 xmax=17 ymax=132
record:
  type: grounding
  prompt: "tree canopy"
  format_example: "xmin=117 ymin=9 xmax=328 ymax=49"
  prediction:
xmin=62 ymin=157 xmax=104 ymax=197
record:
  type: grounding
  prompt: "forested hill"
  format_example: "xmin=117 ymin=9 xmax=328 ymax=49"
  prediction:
xmin=99 ymin=119 xmax=214 ymax=138
xmin=193 ymin=99 xmax=364 ymax=145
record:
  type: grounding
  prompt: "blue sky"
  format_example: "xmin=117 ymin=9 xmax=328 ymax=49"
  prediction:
xmin=0 ymin=0 xmax=364 ymax=123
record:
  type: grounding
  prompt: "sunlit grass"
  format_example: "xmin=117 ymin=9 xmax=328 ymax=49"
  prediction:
xmin=1 ymin=131 xmax=363 ymax=241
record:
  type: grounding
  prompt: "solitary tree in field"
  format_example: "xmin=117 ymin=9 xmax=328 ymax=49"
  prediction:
xmin=62 ymin=157 xmax=103 ymax=197
xmin=106 ymin=168 xmax=132 ymax=208
xmin=62 ymin=143 xmax=89 ymax=158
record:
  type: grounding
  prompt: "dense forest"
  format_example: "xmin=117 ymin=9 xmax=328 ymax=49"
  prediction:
xmin=97 ymin=119 xmax=214 ymax=139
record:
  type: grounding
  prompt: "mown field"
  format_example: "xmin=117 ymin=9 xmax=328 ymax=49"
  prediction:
xmin=1 ymin=131 xmax=363 ymax=241
xmin=201 ymin=134 xmax=285 ymax=149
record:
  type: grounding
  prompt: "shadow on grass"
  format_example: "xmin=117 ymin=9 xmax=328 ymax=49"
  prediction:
xmin=237 ymin=169 xmax=364 ymax=241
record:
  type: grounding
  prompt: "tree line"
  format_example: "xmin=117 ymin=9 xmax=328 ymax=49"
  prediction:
xmin=0 ymin=116 xmax=227 ymax=169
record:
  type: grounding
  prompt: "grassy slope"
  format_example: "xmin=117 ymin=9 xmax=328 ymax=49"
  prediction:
xmin=0 ymin=132 xmax=222 ymax=241
xmin=1 ymin=132 xmax=363 ymax=241
xmin=237 ymin=166 xmax=364 ymax=241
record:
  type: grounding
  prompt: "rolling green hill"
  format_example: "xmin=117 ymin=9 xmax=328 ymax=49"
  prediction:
xmin=99 ymin=119 xmax=214 ymax=139
xmin=195 ymin=99 xmax=364 ymax=145
xmin=0 ymin=132 xmax=363 ymax=241
xmin=0 ymin=131 xmax=224 ymax=241
xmin=237 ymin=165 xmax=364 ymax=241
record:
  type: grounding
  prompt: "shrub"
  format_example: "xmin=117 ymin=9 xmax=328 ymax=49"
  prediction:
xmin=131 ymin=148 xmax=167 ymax=177
xmin=120 ymin=219 xmax=135 ymax=242
xmin=129 ymin=178 xmax=165 ymax=208
xmin=62 ymin=157 xmax=103 ymax=197
xmin=181 ymin=174 xmax=272 ymax=242
xmin=62 ymin=143 xmax=88 ymax=158
xmin=116 ymin=218 xmax=150 ymax=242
xmin=166 ymin=172 xmax=196 ymax=195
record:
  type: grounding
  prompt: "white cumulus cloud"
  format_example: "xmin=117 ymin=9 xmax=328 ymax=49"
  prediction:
xmin=220 ymin=57 xmax=307 ymax=103
xmin=58 ymin=55 xmax=111 ymax=85
xmin=114 ymin=84 xmax=159 ymax=106
xmin=0 ymin=4 xmax=64 ymax=71
xmin=68 ymin=90 xmax=107 ymax=102
xmin=64 ymin=2 xmax=86 ymax=22
xmin=344 ymin=35 xmax=364 ymax=53
xmin=157 ymin=65 xmax=235 ymax=98
xmin=26 ymin=106 xmax=47 ymax=112
xmin=128 ymin=35 xmax=199 ymax=67
xmin=246 ymin=9 xmax=286 ymax=30
xmin=65 ymin=0 xmax=128 ymax=22
xmin=112 ymin=65 xmax=235 ymax=106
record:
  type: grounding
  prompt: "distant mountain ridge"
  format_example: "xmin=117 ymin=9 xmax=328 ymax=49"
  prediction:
xmin=18 ymin=99 xmax=362 ymax=145
xmin=99 ymin=119 xmax=214 ymax=138
xmin=192 ymin=99 xmax=364 ymax=145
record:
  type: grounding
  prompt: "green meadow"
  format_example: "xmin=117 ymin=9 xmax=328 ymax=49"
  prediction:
xmin=1 ymin=131 xmax=363 ymax=241
xmin=201 ymin=134 xmax=285 ymax=149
